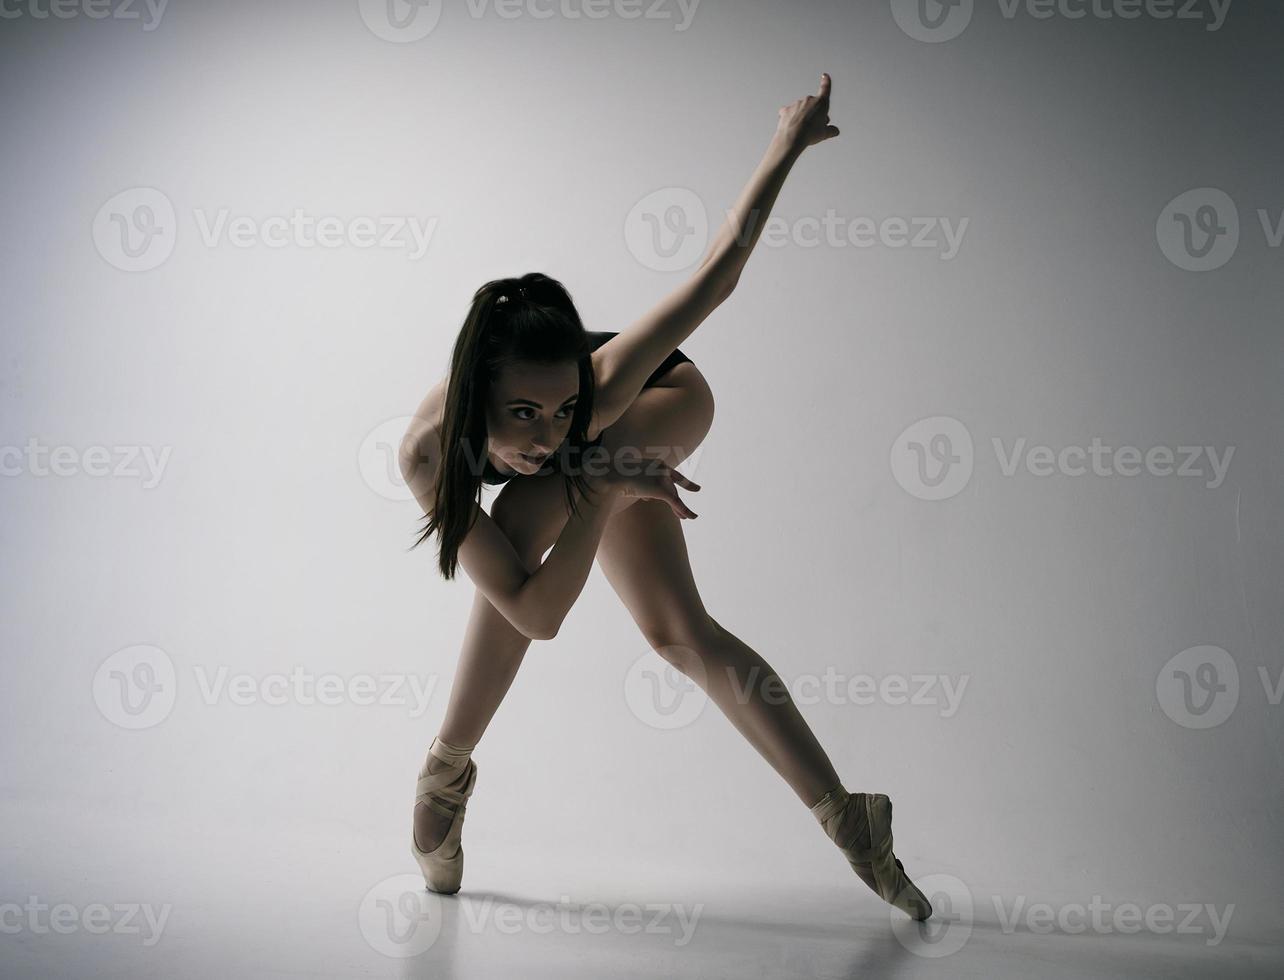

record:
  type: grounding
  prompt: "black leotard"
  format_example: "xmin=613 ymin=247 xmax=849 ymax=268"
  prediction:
xmin=481 ymin=330 xmax=694 ymax=486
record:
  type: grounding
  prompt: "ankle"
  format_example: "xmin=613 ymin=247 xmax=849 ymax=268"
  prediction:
xmin=807 ymin=785 xmax=847 ymax=817
xmin=421 ymin=734 xmax=477 ymax=776
xmin=807 ymin=783 xmax=843 ymax=804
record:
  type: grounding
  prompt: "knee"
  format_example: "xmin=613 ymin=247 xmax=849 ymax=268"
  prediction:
xmin=639 ymin=611 xmax=723 ymax=663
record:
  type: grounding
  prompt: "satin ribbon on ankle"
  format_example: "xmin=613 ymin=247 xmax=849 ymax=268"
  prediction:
xmin=809 ymin=786 xmax=850 ymax=825
xmin=427 ymin=736 xmax=476 ymax=770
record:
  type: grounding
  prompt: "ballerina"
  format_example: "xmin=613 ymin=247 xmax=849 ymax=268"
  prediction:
xmin=399 ymin=73 xmax=931 ymax=921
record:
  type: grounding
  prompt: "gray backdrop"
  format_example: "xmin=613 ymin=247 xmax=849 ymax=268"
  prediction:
xmin=1 ymin=0 xmax=1280 ymax=976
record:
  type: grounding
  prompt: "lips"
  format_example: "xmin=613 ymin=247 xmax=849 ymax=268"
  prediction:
xmin=522 ymin=452 xmax=549 ymax=464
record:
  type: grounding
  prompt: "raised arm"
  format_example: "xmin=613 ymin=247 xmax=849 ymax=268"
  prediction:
xmin=591 ymin=73 xmax=840 ymax=436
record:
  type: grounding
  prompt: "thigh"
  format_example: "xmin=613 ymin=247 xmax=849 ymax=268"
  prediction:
xmin=595 ymin=497 xmax=718 ymax=654
xmin=596 ymin=361 xmax=714 ymax=472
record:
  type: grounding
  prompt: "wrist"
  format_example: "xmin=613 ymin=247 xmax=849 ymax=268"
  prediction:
xmin=768 ymin=133 xmax=804 ymax=163
xmin=586 ymin=470 xmax=624 ymax=500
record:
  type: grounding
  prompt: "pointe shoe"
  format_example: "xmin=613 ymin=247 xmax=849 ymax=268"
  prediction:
xmin=810 ymin=787 xmax=933 ymax=921
xmin=410 ymin=736 xmax=478 ymax=895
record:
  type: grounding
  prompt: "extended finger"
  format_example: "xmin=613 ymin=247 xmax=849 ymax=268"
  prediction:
xmin=817 ymin=72 xmax=831 ymax=101
xmin=673 ymin=499 xmax=698 ymax=519
xmin=671 ymin=470 xmax=701 ymax=491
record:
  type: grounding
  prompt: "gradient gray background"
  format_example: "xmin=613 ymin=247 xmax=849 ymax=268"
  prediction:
xmin=2 ymin=0 xmax=1281 ymax=977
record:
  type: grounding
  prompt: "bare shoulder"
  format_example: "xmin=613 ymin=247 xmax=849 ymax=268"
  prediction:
xmin=399 ymin=377 xmax=447 ymax=490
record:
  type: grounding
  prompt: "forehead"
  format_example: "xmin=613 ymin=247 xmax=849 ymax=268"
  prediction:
xmin=492 ymin=359 xmax=581 ymax=402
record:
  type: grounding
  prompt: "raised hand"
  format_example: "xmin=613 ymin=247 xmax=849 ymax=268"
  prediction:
xmin=776 ymin=72 xmax=840 ymax=152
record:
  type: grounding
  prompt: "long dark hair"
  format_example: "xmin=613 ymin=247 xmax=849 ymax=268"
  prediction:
xmin=410 ymin=273 xmax=602 ymax=580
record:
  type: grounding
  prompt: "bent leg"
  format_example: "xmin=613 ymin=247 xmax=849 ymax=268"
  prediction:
xmin=596 ymin=498 xmax=843 ymax=808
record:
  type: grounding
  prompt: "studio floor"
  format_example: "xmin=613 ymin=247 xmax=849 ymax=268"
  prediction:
xmin=3 ymin=804 xmax=1280 ymax=980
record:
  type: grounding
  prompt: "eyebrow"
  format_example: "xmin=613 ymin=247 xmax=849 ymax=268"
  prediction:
xmin=505 ymin=394 xmax=579 ymax=409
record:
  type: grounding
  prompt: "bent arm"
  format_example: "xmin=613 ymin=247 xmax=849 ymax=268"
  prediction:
xmin=590 ymin=136 xmax=804 ymax=438
xmin=455 ymin=477 xmax=618 ymax=640
xmin=401 ymin=429 xmax=619 ymax=641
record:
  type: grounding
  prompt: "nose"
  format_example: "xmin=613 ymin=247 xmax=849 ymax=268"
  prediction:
xmin=530 ymin=423 xmax=555 ymax=454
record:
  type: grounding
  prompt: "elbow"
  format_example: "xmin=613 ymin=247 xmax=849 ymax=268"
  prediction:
xmin=710 ymin=271 xmax=738 ymax=304
xmin=518 ymin=604 xmax=561 ymax=641
xmin=514 ymin=576 xmax=563 ymax=641
xmin=695 ymin=257 xmax=738 ymax=304
xmin=525 ymin=618 xmax=560 ymax=642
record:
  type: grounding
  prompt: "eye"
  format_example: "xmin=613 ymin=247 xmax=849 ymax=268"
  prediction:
xmin=512 ymin=404 xmax=576 ymax=422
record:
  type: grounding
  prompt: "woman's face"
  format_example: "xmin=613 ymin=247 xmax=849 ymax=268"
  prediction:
xmin=485 ymin=358 xmax=581 ymax=477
